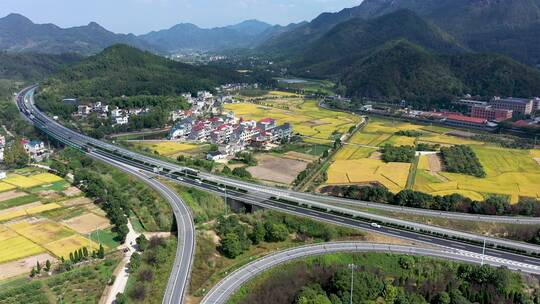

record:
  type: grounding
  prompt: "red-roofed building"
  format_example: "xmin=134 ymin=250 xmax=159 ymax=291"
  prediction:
xmin=444 ymin=114 xmax=488 ymax=128
xmin=257 ymin=118 xmax=276 ymax=131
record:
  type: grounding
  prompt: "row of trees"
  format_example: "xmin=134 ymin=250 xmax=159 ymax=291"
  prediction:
xmin=338 ymin=186 xmax=540 ymax=217
xmin=440 ymin=145 xmax=486 ymax=177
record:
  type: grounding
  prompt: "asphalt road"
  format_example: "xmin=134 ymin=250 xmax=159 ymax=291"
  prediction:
xmin=15 ymin=85 xmax=540 ymax=303
xmin=18 ymin=86 xmax=540 ymax=225
xmin=201 ymin=242 xmax=540 ymax=304
xmin=92 ymin=154 xmax=195 ymax=304
xmin=16 ymin=86 xmax=195 ymax=304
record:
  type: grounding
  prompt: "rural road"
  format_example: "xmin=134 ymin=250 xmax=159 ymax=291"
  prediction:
xmin=104 ymin=221 xmax=139 ymax=304
xmin=201 ymin=242 xmax=540 ymax=304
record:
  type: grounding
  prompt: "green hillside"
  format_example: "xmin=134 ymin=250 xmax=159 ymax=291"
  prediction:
xmin=338 ymin=40 xmax=540 ymax=107
xmin=295 ymin=10 xmax=465 ymax=76
xmin=39 ymin=44 xmax=246 ymax=99
xmin=0 ymin=52 xmax=82 ymax=81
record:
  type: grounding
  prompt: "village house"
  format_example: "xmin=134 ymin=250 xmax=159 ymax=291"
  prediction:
xmin=21 ymin=138 xmax=47 ymax=161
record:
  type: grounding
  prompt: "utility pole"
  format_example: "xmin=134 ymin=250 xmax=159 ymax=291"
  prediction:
xmin=349 ymin=264 xmax=356 ymax=304
xmin=481 ymin=238 xmax=486 ymax=266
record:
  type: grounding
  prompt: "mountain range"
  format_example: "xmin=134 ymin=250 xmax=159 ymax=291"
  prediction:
xmin=3 ymin=0 xmax=540 ymax=65
xmin=0 ymin=13 xmax=158 ymax=55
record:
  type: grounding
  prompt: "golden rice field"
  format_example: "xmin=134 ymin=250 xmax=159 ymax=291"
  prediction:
xmin=327 ymin=159 xmax=410 ymax=193
xmin=334 ymin=146 xmax=377 ymax=161
xmin=134 ymin=141 xmax=201 ymax=156
xmin=0 ymin=203 xmax=62 ymax=222
xmin=31 ymin=173 xmax=63 ymax=183
xmin=0 ymin=182 xmax=16 ymax=193
xmin=328 ymin=117 xmax=540 ymax=202
xmin=3 ymin=174 xmax=46 ymax=189
xmin=44 ymin=235 xmax=100 ymax=259
xmin=9 ymin=220 xmax=75 ymax=245
xmin=413 ymin=146 xmax=540 ymax=203
xmin=417 ymin=155 xmax=430 ymax=170
xmin=268 ymin=90 xmax=302 ymax=97
xmin=0 ymin=235 xmax=45 ymax=264
xmin=224 ymin=100 xmax=360 ymax=144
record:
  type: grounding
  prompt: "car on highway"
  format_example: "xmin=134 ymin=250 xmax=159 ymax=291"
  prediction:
xmin=371 ymin=223 xmax=382 ymax=229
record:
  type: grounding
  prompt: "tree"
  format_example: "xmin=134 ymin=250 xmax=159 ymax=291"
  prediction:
xmin=436 ymin=292 xmax=451 ymax=304
xmin=44 ymin=260 xmax=51 ymax=272
xmin=30 ymin=267 xmax=36 ymax=278
xmin=232 ymin=167 xmax=252 ymax=179
xmin=83 ymin=247 xmax=89 ymax=258
xmin=399 ymin=256 xmax=415 ymax=270
xmin=129 ymin=253 xmax=141 ymax=272
xmin=250 ymin=222 xmax=266 ymax=245
xmin=115 ymin=293 xmax=128 ymax=304
xmin=98 ymin=244 xmax=105 ymax=259
xmin=3 ymin=139 xmax=30 ymax=168
xmin=50 ymin=160 xmax=68 ymax=177
xmin=220 ymin=233 xmax=244 ymax=258
xmin=36 ymin=261 xmax=41 ymax=274
xmin=265 ymin=222 xmax=289 ymax=242
xmin=222 ymin=166 xmax=232 ymax=175
xmin=136 ymin=234 xmax=149 ymax=251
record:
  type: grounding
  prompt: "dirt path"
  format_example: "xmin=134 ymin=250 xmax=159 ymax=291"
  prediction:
xmin=427 ymin=154 xmax=449 ymax=182
xmin=100 ymin=220 xmax=139 ymax=304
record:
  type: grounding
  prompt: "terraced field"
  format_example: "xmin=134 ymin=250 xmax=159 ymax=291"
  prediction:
xmin=0 ymin=170 xmax=113 ymax=280
xmin=414 ymin=144 xmax=540 ymax=202
xmin=328 ymin=117 xmax=540 ymax=201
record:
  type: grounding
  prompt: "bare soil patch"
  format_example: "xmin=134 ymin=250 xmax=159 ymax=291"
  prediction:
xmin=534 ymin=158 xmax=540 ymax=166
xmin=0 ymin=190 xmax=27 ymax=202
xmin=427 ymin=154 xmax=449 ymax=182
xmin=63 ymin=213 xmax=110 ymax=234
xmin=369 ymin=152 xmax=382 ymax=160
xmin=247 ymin=154 xmax=308 ymax=185
xmin=0 ymin=202 xmax=42 ymax=217
xmin=283 ymin=151 xmax=318 ymax=162
xmin=0 ymin=253 xmax=57 ymax=280
xmin=63 ymin=186 xmax=82 ymax=197
xmin=61 ymin=196 xmax=92 ymax=207
xmin=427 ymin=154 xmax=443 ymax=172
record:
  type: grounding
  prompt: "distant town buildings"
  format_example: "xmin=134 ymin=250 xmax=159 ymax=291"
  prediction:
xmin=471 ymin=105 xmax=513 ymax=122
xmin=491 ymin=97 xmax=534 ymax=116
xmin=170 ymin=114 xmax=293 ymax=160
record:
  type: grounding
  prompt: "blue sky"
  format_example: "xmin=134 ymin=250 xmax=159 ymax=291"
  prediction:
xmin=1 ymin=0 xmax=362 ymax=34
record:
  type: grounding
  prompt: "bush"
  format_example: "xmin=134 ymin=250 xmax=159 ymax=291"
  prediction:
xmin=232 ymin=167 xmax=252 ymax=179
xmin=440 ymin=145 xmax=486 ymax=177
xmin=381 ymin=145 xmax=416 ymax=163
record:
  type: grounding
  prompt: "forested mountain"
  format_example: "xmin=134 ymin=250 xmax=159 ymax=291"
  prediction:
xmin=138 ymin=20 xmax=272 ymax=52
xmin=0 ymin=14 xmax=158 ymax=55
xmin=260 ymin=0 xmax=540 ymax=65
xmin=339 ymin=40 xmax=540 ymax=107
xmin=295 ymin=10 xmax=466 ymax=75
xmin=0 ymin=52 xmax=82 ymax=81
xmin=39 ymin=44 xmax=248 ymax=99
xmin=344 ymin=0 xmax=540 ymax=65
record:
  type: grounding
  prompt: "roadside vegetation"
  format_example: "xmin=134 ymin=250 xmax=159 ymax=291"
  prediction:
xmin=54 ymin=148 xmax=173 ymax=234
xmin=229 ymin=252 xmax=540 ymax=304
xmin=0 ymin=253 xmax=120 ymax=304
xmin=124 ymin=236 xmax=177 ymax=304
